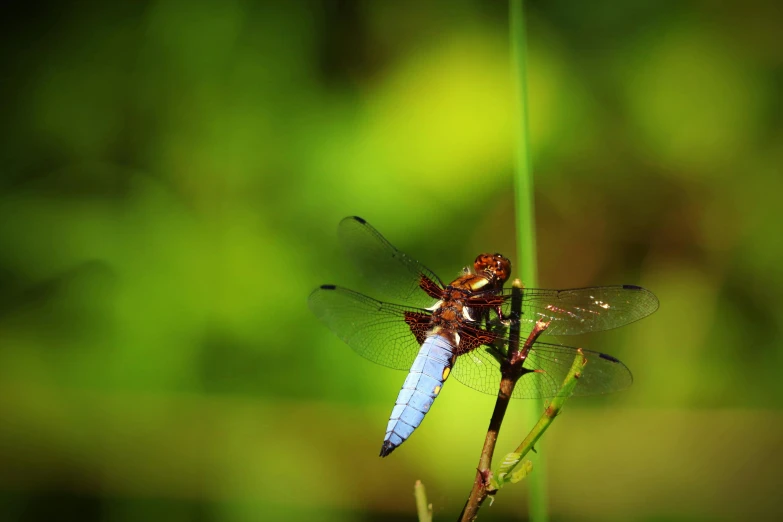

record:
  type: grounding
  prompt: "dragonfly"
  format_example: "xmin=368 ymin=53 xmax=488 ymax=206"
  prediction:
xmin=308 ymin=216 xmax=659 ymax=457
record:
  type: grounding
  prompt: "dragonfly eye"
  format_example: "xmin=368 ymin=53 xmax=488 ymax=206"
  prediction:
xmin=474 ymin=253 xmax=512 ymax=284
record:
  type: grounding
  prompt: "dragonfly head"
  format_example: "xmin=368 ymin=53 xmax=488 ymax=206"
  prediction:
xmin=474 ymin=253 xmax=511 ymax=287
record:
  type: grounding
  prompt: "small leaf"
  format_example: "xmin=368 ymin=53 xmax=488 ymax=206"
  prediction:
xmin=496 ymin=452 xmax=521 ymax=476
xmin=509 ymin=460 xmax=533 ymax=483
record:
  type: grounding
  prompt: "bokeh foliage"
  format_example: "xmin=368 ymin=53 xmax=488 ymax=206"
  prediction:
xmin=1 ymin=0 xmax=782 ymax=520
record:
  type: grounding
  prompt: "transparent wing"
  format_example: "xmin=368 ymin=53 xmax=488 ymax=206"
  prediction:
xmin=308 ymin=285 xmax=429 ymax=370
xmin=337 ymin=216 xmax=445 ymax=309
xmin=486 ymin=285 xmax=659 ymax=336
xmin=451 ymin=341 xmax=633 ymax=399
xmin=309 ymin=285 xmax=634 ymax=398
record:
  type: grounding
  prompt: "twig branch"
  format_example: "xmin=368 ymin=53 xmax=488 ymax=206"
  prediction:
xmin=459 ymin=281 xmax=550 ymax=521
xmin=498 ymin=350 xmax=587 ymax=484
xmin=458 ymin=278 xmax=590 ymax=520
xmin=459 ymin=346 xmax=587 ymax=521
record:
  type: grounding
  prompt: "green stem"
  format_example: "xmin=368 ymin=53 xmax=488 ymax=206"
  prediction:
xmin=510 ymin=0 xmax=545 ymax=520
xmin=511 ymin=0 xmax=537 ymax=281
xmin=414 ymin=480 xmax=432 ymax=522
xmin=504 ymin=351 xmax=587 ymax=479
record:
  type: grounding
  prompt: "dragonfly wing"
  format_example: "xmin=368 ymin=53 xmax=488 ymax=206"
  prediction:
xmin=308 ymin=285 xmax=429 ymax=370
xmin=525 ymin=342 xmax=633 ymax=397
xmin=338 ymin=216 xmax=445 ymax=309
xmin=450 ymin=345 xmax=506 ymax=396
xmin=493 ymin=285 xmax=659 ymax=336
xmin=451 ymin=341 xmax=632 ymax=399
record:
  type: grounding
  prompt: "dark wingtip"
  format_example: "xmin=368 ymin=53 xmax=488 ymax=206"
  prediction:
xmin=319 ymin=284 xmax=337 ymax=290
xmin=598 ymin=352 xmax=621 ymax=363
xmin=351 ymin=216 xmax=367 ymax=224
xmin=621 ymin=284 xmax=660 ymax=313
xmin=379 ymin=440 xmax=396 ymax=458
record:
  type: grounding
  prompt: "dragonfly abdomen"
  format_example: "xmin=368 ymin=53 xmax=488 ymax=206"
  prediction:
xmin=380 ymin=334 xmax=455 ymax=457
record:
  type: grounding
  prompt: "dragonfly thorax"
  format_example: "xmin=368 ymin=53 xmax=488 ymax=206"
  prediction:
xmin=427 ymin=286 xmax=476 ymax=344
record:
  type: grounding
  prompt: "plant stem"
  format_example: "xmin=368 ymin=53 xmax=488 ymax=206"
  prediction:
xmin=414 ymin=480 xmax=432 ymax=522
xmin=504 ymin=351 xmax=587 ymax=479
xmin=459 ymin=336 xmax=586 ymax=521
xmin=458 ymin=375 xmax=514 ymax=521
xmin=511 ymin=0 xmax=537 ymax=282
xmin=510 ymin=0 xmax=546 ymax=520
xmin=459 ymin=286 xmax=549 ymax=522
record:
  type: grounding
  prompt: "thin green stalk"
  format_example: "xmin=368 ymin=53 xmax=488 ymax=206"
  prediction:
xmin=510 ymin=0 xmax=546 ymax=520
xmin=503 ymin=351 xmax=586 ymax=480
xmin=414 ymin=480 xmax=432 ymax=522
xmin=511 ymin=0 xmax=537 ymax=282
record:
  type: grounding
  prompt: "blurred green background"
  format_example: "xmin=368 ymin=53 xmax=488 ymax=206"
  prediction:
xmin=1 ymin=0 xmax=782 ymax=520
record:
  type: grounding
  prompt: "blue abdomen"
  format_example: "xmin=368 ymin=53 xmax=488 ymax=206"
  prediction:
xmin=380 ymin=334 xmax=455 ymax=457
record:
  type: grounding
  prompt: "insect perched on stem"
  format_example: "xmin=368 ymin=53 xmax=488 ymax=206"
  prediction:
xmin=309 ymin=216 xmax=659 ymax=456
